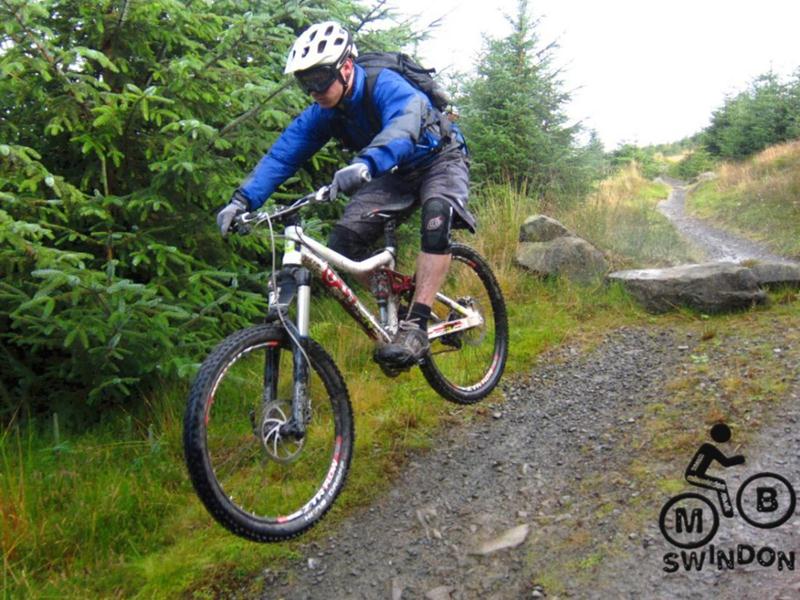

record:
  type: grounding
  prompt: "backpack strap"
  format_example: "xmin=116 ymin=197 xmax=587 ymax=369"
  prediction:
xmin=360 ymin=65 xmax=383 ymax=133
xmin=360 ymin=67 xmax=454 ymax=154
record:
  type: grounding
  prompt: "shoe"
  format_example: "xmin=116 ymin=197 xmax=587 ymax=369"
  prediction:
xmin=374 ymin=320 xmax=430 ymax=369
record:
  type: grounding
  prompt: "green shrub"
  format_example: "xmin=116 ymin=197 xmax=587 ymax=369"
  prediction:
xmin=0 ymin=0 xmax=416 ymax=417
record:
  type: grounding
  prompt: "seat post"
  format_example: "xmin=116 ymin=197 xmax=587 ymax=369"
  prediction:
xmin=383 ymin=219 xmax=397 ymax=252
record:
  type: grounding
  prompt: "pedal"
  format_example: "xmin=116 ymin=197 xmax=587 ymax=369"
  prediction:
xmin=372 ymin=349 xmax=412 ymax=378
xmin=439 ymin=333 xmax=463 ymax=349
xmin=378 ymin=363 xmax=403 ymax=378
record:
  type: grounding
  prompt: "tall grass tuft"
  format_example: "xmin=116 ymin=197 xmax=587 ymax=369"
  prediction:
xmin=689 ymin=140 xmax=800 ymax=258
xmin=560 ymin=163 xmax=698 ymax=268
xmin=463 ymin=182 xmax=542 ymax=299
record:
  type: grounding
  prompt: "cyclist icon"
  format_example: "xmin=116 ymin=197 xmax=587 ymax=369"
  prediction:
xmin=659 ymin=422 xmax=797 ymax=549
xmin=684 ymin=423 xmax=745 ymax=518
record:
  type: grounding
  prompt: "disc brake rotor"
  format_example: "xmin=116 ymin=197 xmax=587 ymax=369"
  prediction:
xmin=260 ymin=401 xmax=305 ymax=464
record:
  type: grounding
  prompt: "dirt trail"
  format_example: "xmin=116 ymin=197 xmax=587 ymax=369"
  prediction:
xmin=241 ymin=180 xmax=800 ymax=600
xmin=251 ymin=323 xmax=799 ymax=600
xmin=656 ymin=176 xmax=792 ymax=264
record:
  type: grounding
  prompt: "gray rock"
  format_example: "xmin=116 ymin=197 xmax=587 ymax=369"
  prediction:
xmin=470 ymin=523 xmax=530 ymax=556
xmin=695 ymin=171 xmax=717 ymax=183
xmin=425 ymin=586 xmax=454 ymax=600
xmin=744 ymin=260 xmax=800 ymax=289
xmin=608 ymin=262 xmax=767 ymax=313
xmin=516 ymin=236 xmax=609 ymax=284
xmin=519 ymin=215 xmax=570 ymax=243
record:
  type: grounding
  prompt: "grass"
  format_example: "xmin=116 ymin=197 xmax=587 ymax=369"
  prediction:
xmin=558 ymin=163 xmax=700 ymax=268
xmin=0 ymin=167 xmax=730 ymax=599
xmin=687 ymin=140 xmax=800 ymax=258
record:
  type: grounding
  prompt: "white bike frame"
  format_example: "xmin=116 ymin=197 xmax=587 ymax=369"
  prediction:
xmin=278 ymin=223 xmax=484 ymax=346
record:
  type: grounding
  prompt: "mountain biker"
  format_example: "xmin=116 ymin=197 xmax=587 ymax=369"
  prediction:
xmin=216 ymin=21 xmax=475 ymax=370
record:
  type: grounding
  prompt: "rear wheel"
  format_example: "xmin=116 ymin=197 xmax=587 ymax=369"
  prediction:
xmin=183 ymin=325 xmax=352 ymax=542
xmin=420 ymin=243 xmax=508 ymax=404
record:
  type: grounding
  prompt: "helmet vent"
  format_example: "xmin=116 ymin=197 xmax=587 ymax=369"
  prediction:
xmin=317 ymin=40 xmax=327 ymax=53
xmin=309 ymin=30 xmax=317 ymax=41
xmin=325 ymin=24 xmax=334 ymax=35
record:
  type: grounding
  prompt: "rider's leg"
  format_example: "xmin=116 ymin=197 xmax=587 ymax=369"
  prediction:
xmin=327 ymin=175 xmax=416 ymax=291
xmin=375 ymin=199 xmax=453 ymax=367
xmin=407 ymin=197 xmax=453 ymax=325
xmin=327 ymin=224 xmax=373 ymax=288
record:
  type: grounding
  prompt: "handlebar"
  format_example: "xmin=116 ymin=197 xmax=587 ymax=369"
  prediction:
xmin=233 ymin=185 xmax=331 ymax=234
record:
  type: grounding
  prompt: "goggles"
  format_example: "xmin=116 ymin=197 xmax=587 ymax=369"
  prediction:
xmin=295 ymin=65 xmax=340 ymax=94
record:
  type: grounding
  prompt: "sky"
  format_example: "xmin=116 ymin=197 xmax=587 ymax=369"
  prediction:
xmin=391 ymin=0 xmax=800 ymax=149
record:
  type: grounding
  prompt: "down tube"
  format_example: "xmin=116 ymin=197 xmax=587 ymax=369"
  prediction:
xmin=301 ymin=253 xmax=391 ymax=344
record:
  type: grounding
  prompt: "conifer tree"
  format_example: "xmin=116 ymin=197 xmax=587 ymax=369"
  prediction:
xmin=456 ymin=0 xmax=595 ymax=199
xmin=0 ymin=0 xmax=411 ymax=416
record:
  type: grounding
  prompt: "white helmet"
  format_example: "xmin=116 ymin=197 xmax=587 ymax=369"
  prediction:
xmin=284 ymin=21 xmax=356 ymax=75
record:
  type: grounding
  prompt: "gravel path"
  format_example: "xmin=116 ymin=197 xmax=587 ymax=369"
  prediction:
xmin=254 ymin=323 xmax=799 ymax=600
xmin=239 ymin=178 xmax=800 ymax=600
xmin=589 ymin=326 xmax=800 ymax=600
xmin=656 ymin=176 xmax=791 ymax=264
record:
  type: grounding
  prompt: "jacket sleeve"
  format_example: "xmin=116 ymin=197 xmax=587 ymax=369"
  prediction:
xmin=355 ymin=70 xmax=430 ymax=176
xmin=238 ymin=106 xmax=331 ymax=209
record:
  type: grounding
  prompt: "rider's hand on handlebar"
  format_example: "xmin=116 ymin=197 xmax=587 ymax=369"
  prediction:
xmin=217 ymin=191 xmax=250 ymax=236
xmin=329 ymin=162 xmax=371 ymax=201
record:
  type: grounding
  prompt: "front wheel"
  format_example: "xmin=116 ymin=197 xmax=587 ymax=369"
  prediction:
xmin=420 ymin=243 xmax=509 ymax=404
xmin=183 ymin=324 xmax=353 ymax=542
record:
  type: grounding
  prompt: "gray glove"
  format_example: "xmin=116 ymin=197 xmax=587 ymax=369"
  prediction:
xmin=217 ymin=192 xmax=249 ymax=236
xmin=329 ymin=162 xmax=371 ymax=200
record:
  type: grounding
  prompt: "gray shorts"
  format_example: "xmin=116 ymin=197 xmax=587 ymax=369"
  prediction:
xmin=336 ymin=149 xmax=475 ymax=248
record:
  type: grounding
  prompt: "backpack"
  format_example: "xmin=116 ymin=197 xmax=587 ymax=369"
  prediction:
xmin=354 ymin=51 xmax=455 ymax=150
xmin=355 ymin=51 xmax=451 ymax=114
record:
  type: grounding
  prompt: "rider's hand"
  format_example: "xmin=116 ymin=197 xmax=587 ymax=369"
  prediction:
xmin=216 ymin=191 xmax=250 ymax=236
xmin=329 ymin=162 xmax=371 ymax=200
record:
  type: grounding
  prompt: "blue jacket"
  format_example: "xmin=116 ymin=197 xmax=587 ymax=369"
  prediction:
xmin=238 ymin=65 xmax=457 ymax=208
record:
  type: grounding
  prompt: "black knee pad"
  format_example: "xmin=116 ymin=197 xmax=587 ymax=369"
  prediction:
xmin=420 ymin=198 xmax=452 ymax=255
xmin=327 ymin=224 xmax=371 ymax=261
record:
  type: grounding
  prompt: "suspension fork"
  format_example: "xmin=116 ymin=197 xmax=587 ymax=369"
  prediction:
xmin=265 ymin=267 xmax=311 ymax=441
xmin=291 ymin=268 xmax=312 ymax=435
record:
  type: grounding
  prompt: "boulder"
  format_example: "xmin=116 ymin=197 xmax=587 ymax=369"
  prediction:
xmin=607 ymin=262 xmax=767 ymax=314
xmin=516 ymin=235 xmax=609 ymax=284
xmin=519 ymin=215 xmax=570 ymax=243
xmin=744 ymin=260 xmax=800 ymax=289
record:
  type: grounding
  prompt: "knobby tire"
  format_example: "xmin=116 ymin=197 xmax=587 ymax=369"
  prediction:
xmin=183 ymin=324 xmax=353 ymax=542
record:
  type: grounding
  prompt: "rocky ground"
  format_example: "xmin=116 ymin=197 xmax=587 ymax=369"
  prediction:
xmin=241 ymin=181 xmax=799 ymax=600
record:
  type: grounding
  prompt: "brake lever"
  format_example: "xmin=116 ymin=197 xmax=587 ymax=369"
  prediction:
xmin=232 ymin=212 xmax=257 ymax=235
xmin=312 ymin=185 xmax=331 ymax=204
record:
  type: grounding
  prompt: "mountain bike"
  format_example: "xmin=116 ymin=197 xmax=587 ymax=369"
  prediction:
xmin=183 ymin=186 xmax=508 ymax=542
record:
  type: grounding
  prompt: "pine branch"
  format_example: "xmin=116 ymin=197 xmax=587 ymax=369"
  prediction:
xmin=0 ymin=0 xmax=94 ymax=120
xmin=209 ymin=80 xmax=292 ymax=148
